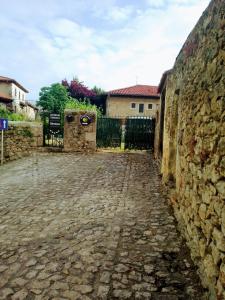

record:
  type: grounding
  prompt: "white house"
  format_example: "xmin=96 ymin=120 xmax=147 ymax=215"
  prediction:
xmin=0 ymin=76 xmax=38 ymax=120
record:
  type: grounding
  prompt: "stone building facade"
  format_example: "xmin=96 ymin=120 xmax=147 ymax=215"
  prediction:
xmin=156 ymin=0 xmax=225 ymax=298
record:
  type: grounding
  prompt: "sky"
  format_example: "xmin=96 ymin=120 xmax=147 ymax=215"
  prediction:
xmin=0 ymin=0 xmax=210 ymax=101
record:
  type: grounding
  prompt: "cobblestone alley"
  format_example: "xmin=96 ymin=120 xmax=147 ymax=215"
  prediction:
xmin=0 ymin=153 xmax=206 ymax=299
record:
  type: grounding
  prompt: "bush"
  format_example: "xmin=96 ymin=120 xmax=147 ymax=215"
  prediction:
xmin=0 ymin=107 xmax=29 ymax=121
xmin=65 ymin=99 xmax=102 ymax=117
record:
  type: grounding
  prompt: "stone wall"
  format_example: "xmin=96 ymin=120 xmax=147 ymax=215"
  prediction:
xmin=161 ymin=0 xmax=225 ymax=298
xmin=64 ymin=109 xmax=96 ymax=152
xmin=0 ymin=121 xmax=43 ymax=162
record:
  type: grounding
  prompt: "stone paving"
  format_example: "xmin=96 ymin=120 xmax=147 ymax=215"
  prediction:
xmin=0 ymin=152 xmax=206 ymax=300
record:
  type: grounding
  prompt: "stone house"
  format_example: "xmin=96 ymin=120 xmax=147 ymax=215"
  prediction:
xmin=106 ymin=85 xmax=160 ymax=118
xmin=0 ymin=76 xmax=38 ymax=120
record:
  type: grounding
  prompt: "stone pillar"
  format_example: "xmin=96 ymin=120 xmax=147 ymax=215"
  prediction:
xmin=64 ymin=109 xmax=96 ymax=152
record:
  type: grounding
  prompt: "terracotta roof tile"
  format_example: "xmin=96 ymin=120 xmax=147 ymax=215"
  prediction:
xmin=108 ymin=85 xmax=159 ymax=97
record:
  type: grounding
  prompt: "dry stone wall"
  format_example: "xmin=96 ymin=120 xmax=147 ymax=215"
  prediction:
xmin=161 ymin=0 xmax=225 ymax=298
xmin=1 ymin=122 xmax=43 ymax=162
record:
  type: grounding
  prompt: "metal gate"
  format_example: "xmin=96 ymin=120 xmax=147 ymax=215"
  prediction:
xmin=97 ymin=117 xmax=121 ymax=148
xmin=43 ymin=112 xmax=64 ymax=148
xmin=97 ymin=117 xmax=155 ymax=150
xmin=124 ymin=117 xmax=155 ymax=150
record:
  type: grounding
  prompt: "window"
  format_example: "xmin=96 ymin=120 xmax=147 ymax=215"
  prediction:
xmin=15 ymin=89 xmax=17 ymax=97
xmin=148 ymin=104 xmax=153 ymax=110
xmin=139 ymin=103 xmax=144 ymax=113
xmin=19 ymin=91 xmax=20 ymax=99
xmin=131 ymin=103 xmax=136 ymax=109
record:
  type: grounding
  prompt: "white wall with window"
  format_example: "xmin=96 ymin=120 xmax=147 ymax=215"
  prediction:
xmin=129 ymin=101 xmax=157 ymax=115
xmin=107 ymin=96 xmax=160 ymax=118
xmin=11 ymin=83 xmax=26 ymax=103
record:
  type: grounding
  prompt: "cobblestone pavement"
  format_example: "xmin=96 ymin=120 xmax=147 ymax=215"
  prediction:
xmin=0 ymin=152 xmax=206 ymax=300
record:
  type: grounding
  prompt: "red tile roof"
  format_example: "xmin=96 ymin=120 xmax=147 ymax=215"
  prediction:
xmin=108 ymin=85 xmax=160 ymax=97
xmin=0 ymin=76 xmax=29 ymax=93
xmin=0 ymin=92 xmax=13 ymax=103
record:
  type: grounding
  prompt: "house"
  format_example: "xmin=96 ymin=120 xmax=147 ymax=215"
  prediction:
xmin=25 ymin=101 xmax=38 ymax=120
xmin=0 ymin=76 xmax=28 ymax=112
xmin=0 ymin=76 xmax=38 ymax=120
xmin=106 ymin=84 xmax=160 ymax=118
xmin=0 ymin=92 xmax=13 ymax=110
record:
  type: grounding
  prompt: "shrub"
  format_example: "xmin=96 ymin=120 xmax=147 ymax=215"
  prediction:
xmin=0 ymin=107 xmax=29 ymax=121
xmin=65 ymin=99 xmax=102 ymax=117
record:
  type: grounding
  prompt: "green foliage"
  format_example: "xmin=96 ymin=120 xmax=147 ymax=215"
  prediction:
xmin=0 ymin=107 xmax=28 ymax=121
xmin=37 ymin=83 xmax=71 ymax=113
xmin=65 ymin=99 xmax=102 ymax=117
xmin=92 ymin=85 xmax=105 ymax=95
xmin=90 ymin=86 xmax=106 ymax=115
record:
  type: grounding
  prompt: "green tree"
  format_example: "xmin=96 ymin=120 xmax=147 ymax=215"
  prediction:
xmin=91 ymin=85 xmax=106 ymax=115
xmin=91 ymin=85 xmax=105 ymax=95
xmin=37 ymin=83 xmax=71 ymax=113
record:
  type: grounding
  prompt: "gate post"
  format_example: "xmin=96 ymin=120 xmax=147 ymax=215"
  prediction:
xmin=64 ymin=109 xmax=96 ymax=152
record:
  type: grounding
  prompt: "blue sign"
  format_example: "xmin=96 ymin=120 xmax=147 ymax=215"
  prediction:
xmin=0 ymin=119 xmax=8 ymax=130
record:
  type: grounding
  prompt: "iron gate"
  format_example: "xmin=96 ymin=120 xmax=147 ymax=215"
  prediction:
xmin=97 ymin=117 xmax=122 ymax=148
xmin=43 ymin=112 xmax=64 ymax=148
xmin=97 ymin=117 xmax=155 ymax=150
xmin=125 ymin=117 xmax=155 ymax=150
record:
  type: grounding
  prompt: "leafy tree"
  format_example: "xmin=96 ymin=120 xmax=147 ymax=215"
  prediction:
xmin=37 ymin=83 xmax=71 ymax=113
xmin=90 ymin=85 xmax=107 ymax=115
xmin=61 ymin=78 xmax=107 ymax=114
xmin=91 ymin=85 xmax=105 ymax=95
xmin=62 ymin=78 xmax=96 ymax=101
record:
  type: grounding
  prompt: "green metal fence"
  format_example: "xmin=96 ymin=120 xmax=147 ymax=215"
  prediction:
xmin=124 ymin=117 xmax=155 ymax=150
xmin=97 ymin=117 xmax=122 ymax=148
xmin=97 ymin=116 xmax=155 ymax=150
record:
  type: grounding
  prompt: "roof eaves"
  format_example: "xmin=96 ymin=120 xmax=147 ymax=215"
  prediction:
xmin=0 ymin=76 xmax=29 ymax=93
xmin=109 ymin=93 xmax=160 ymax=98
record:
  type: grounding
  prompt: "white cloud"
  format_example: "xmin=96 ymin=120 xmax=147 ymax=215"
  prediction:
xmin=0 ymin=0 xmax=210 ymax=99
xmin=92 ymin=5 xmax=134 ymax=23
xmin=145 ymin=0 xmax=166 ymax=8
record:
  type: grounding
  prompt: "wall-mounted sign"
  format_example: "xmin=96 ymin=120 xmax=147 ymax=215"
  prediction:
xmin=80 ymin=114 xmax=92 ymax=126
xmin=49 ymin=113 xmax=61 ymax=130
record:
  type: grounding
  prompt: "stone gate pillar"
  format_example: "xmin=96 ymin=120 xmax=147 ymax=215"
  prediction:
xmin=64 ymin=109 xmax=96 ymax=152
